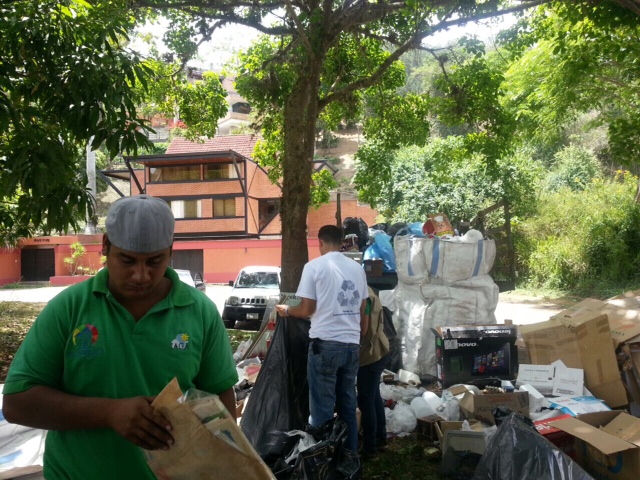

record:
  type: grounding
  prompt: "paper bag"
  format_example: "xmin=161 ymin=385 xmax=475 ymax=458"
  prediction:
xmin=145 ymin=378 xmax=274 ymax=480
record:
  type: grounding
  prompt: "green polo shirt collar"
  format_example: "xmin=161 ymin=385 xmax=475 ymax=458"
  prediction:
xmin=93 ymin=267 xmax=194 ymax=307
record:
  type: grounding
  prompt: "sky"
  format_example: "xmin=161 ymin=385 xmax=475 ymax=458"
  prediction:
xmin=136 ymin=14 xmax=516 ymax=72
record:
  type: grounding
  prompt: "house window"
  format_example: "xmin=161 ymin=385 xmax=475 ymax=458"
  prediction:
xmin=170 ymin=200 xmax=202 ymax=219
xmin=213 ymin=198 xmax=236 ymax=217
xmin=259 ymin=199 xmax=280 ymax=230
xmin=232 ymin=103 xmax=251 ymax=114
xmin=150 ymin=166 xmax=200 ymax=182
xmin=205 ymin=164 xmax=238 ymax=180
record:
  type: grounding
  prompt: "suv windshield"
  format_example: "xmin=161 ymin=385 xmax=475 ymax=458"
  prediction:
xmin=236 ymin=272 xmax=279 ymax=288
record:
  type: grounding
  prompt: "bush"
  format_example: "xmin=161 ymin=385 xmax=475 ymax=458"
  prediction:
xmin=544 ymin=145 xmax=602 ymax=192
xmin=516 ymin=170 xmax=640 ymax=294
xmin=63 ymin=242 xmax=86 ymax=276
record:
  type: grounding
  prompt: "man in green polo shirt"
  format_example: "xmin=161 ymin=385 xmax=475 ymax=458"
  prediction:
xmin=3 ymin=194 xmax=239 ymax=479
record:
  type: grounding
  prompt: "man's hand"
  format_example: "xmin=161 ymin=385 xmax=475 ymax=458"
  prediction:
xmin=275 ymin=304 xmax=289 ymax=317
xmin=107 ymin=397 xmax=174 ymax=450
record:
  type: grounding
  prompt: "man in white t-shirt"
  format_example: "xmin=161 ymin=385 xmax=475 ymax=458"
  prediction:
xmin=276 ymin=225 xmax=368 ymax=461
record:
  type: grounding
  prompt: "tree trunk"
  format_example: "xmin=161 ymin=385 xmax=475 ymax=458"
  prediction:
xmin=279 ymin=67 xmax=321 ymax=292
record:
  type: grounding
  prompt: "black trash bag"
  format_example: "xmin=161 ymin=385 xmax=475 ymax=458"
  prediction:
xmin=386 ymin=222 xmax=408 ymax=238
xmin=241 ymin=316 xmax=311 ymax=457
xmin=441 ymin=450 xmax=483 ymax=479
xmin=342 ymin=217 xmax=369 ymax=251
xmin=290 ymin=418 xmax=358 ymax=480
xmin=381 ymin=306 xmax=402 ymax=372
xmin=370 ymin=223 xmax=388 ymax=233
xmin=472 ymin=412 xmax=594 ymax=480
xmin=271 ymin=457 xmax=295 ymax=480
xmin=491 ymin=406 xmax=529 ymax=428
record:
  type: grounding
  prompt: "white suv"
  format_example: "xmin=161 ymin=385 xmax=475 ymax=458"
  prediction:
xmin=222 ymin=266 xmax=281 ymax=329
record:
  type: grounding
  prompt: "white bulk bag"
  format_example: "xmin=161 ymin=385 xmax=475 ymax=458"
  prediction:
xmin=395 ymin=275 xmax=499 ymax=377
xmin=421 ymin=237 xmax=496 ymax=283
xmin=394 ymin=236 xmax=428 ymax=285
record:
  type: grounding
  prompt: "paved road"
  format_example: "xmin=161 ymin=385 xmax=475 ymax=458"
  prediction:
xmin=0 ymin=285 xmax=563 ymax=326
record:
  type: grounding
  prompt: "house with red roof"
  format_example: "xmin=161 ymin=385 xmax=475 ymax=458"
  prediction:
xmin=0 ymin=134 xmax=378 ymax=285
xmin=93 ymin=134 xmax=379 ymax=283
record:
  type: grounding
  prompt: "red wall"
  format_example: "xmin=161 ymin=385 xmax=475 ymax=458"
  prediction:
xmin=1 ymin=199 xmax=378 ymax=286
xmin=307 ymin=199 xmax=378 ymax=236
xmin=0 ymin=248 xmax=21 ymax=285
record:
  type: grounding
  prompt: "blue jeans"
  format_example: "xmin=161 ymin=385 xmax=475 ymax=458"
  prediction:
xmin=307 ymin=339 xmax=360 ymax=452
xmin=357 ymin=354 xmax=388 ymax=454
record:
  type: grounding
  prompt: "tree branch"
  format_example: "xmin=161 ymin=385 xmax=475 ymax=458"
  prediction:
xmin=318 ymin=33 xmax=418 ymax=110
xmin=284 ymin=0 xmax=315 ymax=59
xmin=609 ymin=0 xmax=640 ymax=16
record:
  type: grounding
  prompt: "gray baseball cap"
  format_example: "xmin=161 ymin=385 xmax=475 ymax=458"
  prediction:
xmin=106 ymin=195 xmax=175 ymax=253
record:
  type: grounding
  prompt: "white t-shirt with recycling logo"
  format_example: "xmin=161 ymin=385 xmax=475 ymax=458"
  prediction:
xmin=296 ymin=251 xmax=368 ymax=344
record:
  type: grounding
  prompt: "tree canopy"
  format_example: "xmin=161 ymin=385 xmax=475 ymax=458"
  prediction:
xmin=500 ymin=1 xmax=640 ymax=166
xmin=358 ymin=0 xmax=640 ymax=230
xmin=3 ymin=0 xmax=640 ymax=290
xmin=0 ymin=0 xmax=153 ymax=246
xmin=133 ymin=0 xmax=555 ymax=290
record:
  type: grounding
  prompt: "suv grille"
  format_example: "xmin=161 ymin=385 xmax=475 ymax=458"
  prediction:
xmin=239 ymin=297 xmax=266 ymax=305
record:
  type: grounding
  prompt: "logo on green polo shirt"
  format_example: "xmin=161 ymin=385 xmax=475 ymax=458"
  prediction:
xmin=68 ymin=324 xmax=103 ymax=359
xmin=171 ymin=333 xmax=190 ymax=349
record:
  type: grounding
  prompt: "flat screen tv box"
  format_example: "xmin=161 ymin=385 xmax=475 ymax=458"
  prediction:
xmin=432 ymin=325 xmax=518 ymax=388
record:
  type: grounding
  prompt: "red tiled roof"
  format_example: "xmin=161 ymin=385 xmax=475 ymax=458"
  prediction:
xmin=166 ymin=134 xmax=259 ymax=158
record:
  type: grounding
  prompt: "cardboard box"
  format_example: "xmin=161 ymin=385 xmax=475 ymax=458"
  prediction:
xmin=551 ymin=297 xmax=640 ymax=349
xmin=533 ymin=414 xmax=576 ymax=459
xmin=520 ymin=312 xmax=628 ymax=408
xmin=235 ymin=399 xmax=245 ymax=419
xmin=432 ymin=325 xmax=518 ymax=388
xmin=435 ymin=420 xmax=485 ymax=455
xmin=363 ymin=259 xmax=383 ymax=277
xmin=423 ymin=213 xmax=454 ymax=237
xmin=623 ymin=343 xmax=640 ymax=404
xmin=516 ymin=364 xmax=555 ymax=395
xmin=416 ymin=415 xmax=442 ymax=442
xmin=553 ymin=411 xmax=640 ymax=480
xmin=547 ymin=395 xmax=610 ymax=416
xmin=459 ymin=391 xmax=529 ymax=425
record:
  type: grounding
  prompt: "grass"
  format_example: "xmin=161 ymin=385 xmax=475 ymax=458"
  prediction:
xmin=0 ymin=282 xmax=48 ymax=290
xmin=0 ymin=301 xmax=446 ymax=479
xmin=505 ymin=280 xmax=640 ymax=305
xmin=0 ymin=302 xmax=45 ymax=382
xmin=363 ymin=435 xmax=443 ymax=479
xmin=227 ymin=329 xmax=258 ymax=353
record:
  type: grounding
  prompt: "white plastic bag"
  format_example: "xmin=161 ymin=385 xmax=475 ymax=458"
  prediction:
xmin=385 ymin=402 xmax=417 ymax=434
xmin=438 ymin=398 xmax=461 ymax=422
xmin=380 ymin=383 xmax=405 ymax=402
xmin=233 ymin=340 xmax=253 ymax=362
xmin=410 ymin=397 xmax=436 ymax=419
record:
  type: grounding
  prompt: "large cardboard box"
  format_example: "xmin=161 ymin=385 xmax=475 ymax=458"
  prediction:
xmin=435 ymin=420 xmax=485 ymax=455
xmin=519 ymin=312 xmax=627 ymax=408
xmin=432 ymin=325 xmax=518 ymax=388
xmin=551 ymin=297 xmax=640 ymax=349
xmin=553 ymin=411 xmax=640 ymax=480
xmin=459 ymin=391 xmax=529 ymax=425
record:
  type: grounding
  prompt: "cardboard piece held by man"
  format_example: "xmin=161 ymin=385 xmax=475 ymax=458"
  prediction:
xmin=145 ymin=378 xmax=274 ymax=480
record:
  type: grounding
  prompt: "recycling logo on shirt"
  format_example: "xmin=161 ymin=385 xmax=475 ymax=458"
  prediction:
xmin=336 ymin=280 xmax=361 ymax=308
